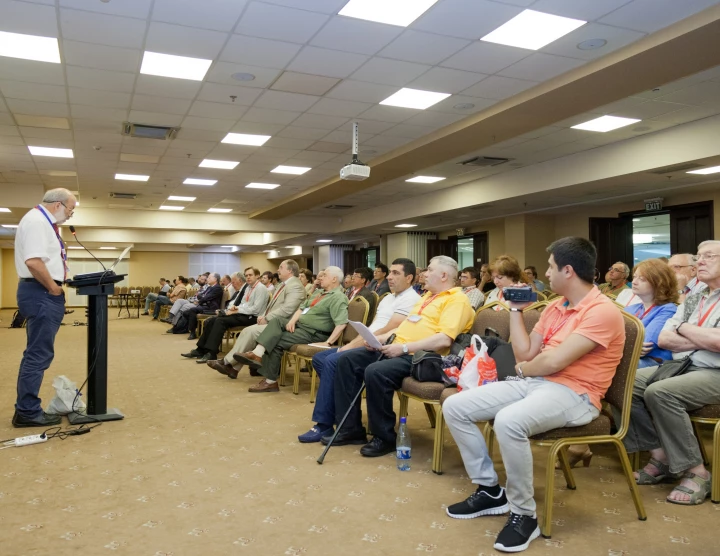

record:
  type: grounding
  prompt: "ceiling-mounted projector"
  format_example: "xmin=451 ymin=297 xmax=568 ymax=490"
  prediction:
xmin=340 ymin=122 xmax=370 ymax=181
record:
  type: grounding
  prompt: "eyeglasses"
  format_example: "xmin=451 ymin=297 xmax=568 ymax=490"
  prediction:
xmin=693 ymin=253 xmax=720 ymax=263
xmin=60 ymin=201 xmax=75 ymax=215
xmin=608 ymin=267 xmax=624 ymax=273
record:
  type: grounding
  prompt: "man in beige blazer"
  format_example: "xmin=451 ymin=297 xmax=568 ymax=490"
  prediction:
xmin=207 ymin=259 xmax=306 ymax=378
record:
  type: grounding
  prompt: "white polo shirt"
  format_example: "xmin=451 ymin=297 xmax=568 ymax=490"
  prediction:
xmin=369 ymin=287 xmax=421 ymax=332
xmin=15 ymin=205 xmax=67 ymax=282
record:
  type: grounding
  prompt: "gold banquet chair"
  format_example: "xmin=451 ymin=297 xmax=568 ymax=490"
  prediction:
xmin=689 ymin=405 xmax=720 ymax=503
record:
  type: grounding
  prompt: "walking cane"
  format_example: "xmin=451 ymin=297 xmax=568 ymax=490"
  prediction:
xmin=317 ymin=334 xmax=396 ymax=464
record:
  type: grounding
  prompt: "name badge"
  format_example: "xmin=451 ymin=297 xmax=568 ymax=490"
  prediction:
xmin=407 ymin=315 xmax=422 ymax=323
xmin=301 ymin=308 xmax=310 ymax=314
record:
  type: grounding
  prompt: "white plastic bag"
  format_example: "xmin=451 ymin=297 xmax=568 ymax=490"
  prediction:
xmin=457 ymin=335 xmax=498 ymax=392
xmin=46 ymin=375 xmax=85 ymax=415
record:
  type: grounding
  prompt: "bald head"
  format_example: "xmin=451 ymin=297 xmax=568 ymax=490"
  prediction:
xmin=668 ymin=253 xmax=697 ymax=287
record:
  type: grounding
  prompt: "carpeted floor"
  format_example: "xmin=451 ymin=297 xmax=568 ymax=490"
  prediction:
xmin=0 ymin=309 xmax=717 ymax=555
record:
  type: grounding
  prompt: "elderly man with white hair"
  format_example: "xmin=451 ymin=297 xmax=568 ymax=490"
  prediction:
xmin=235 ymin=266 xmax=349 ymax=393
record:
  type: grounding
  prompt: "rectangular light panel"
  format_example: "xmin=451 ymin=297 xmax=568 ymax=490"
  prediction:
xmin=571 ymin=115 xmax=641 ymax=132
xmin=316 ymin=239 xmax=332 ymax=243
xmin=115 ymin=173 xmax=149 ymax=181
xmin=380 ymin=88 xmax=450 ymax=110
xmin=159 ymin=205 xmax=185 ymax=211
xmin=687 ymin=165 xmax=720 ymax=175
xmin=184 ymin=178 xmax=218 ymax=186
xmin=395 ymin=223 xmax=417 ymax=228
xmin=221 ymin=133 xmax=272 ymax=146
xmin=2 ymin=224 xmax=18 ymax=228
xmin=271 ymin=165 xmax=311 ymax=175
xmin=168 ymin=196 xmax=196 ymax=202
xmin=339 ymin=0 xmax=439 ymax=27
xmin=406 ymin=176 xmax=445 ymax=183
xmin=246 ymin=183 xmax=280 ymax=189
xmin=140 ymin=51 xmax=212 ymax=81
xmin=208 ymin=208 xmax=232 ymax=213
xmin=199 ymin=159 xmax=239 ymax=170
xmin=0 ymin=31 xmax=61 ymax=63
xmin=28 ymin=146 xmax=74 ymax=158
xmin=481 ymin=10 xmax=586 ymax=50
xmin=99 ymin=247 xmax=117 ymax=250
xmin=0 ymin=208 xmax=10 ymax=213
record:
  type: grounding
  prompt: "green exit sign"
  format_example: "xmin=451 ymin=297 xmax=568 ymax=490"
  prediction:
xmin=644 ymin=198 xmax=663 ymax=211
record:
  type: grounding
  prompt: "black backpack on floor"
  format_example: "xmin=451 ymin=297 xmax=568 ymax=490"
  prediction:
xmin=10 ymin=310 xmax=26 ymax=328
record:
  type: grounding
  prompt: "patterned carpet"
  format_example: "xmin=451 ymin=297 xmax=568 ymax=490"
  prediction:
xmin=0 ymin=309 xmax=717 ymax=556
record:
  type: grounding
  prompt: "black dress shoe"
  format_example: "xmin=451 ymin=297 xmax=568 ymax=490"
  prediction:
xmin=166 ymin=328 xmax=174 ymax=334
xmin=360 ymin=436 xmax=396 ymax=457
xmin=12 ymin=411 xmax=62 ymax=428
xmin=196 ymin=353 xmax=213 ymax=363
xmin=187 ymin=332 xmax=197 ymax=340
xmin=320 ymin=428 xmax=367 ymax=446
xmin=181 ymin=349 xmax=203 ymax=359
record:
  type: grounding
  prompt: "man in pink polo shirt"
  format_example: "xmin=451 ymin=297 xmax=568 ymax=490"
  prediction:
xmin=443 ymin=237 xmax=624 ymax=553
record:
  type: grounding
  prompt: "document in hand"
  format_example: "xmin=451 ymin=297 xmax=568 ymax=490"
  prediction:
xmin=348 ymin=320 xmax=383 ymax=349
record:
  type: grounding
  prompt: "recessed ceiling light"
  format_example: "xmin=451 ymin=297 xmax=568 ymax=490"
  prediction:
xmin=246 ymin=183 xmax=280 ymax=189
xmin=577 ymin=38 xmax=607 ymax=51
xmin=208 ymin=208 xmax=232 ymax=213
xmin=687 ymin=165 xmax=720 ymax=175
xmin=140 ymin=51 xmax=212 ymax=81
xmin=395 ymin=223 xmax=417 ymax=228
xmin=453 ymin=103 xmax=475 ymax=110
xmin=28 ymin=146 xmax=74 ymax=158
xmin=159 ymin=205 xmax=185 ymax=211
xmin=199 ymin=159 xmax=239 ymax=170
xmin=115 ymin=173 xmax=149 ymax=181
xmin=183 ymin=178 xmax=218 ymax=186
xmin=2 ymin=224 xmax=18 ymax=228
xmin=406 ymin=176 xmax=445 ymax=183
xmin=271 ymin=165 xmax=311 ymax=175
xmin=231 ymin=72 xmax=256 ymax=81
xmin=221 ymin=133 xmax=271 ymax=146
xmin=285 ymin=245 xmax=301 ymax=249
xmin=168 ymin=196 xmax=196 ymax=202
xmin=99 ymin=247 xmax=117 ymax=250
xmin=339 ymin=0 xmax=439 ymax=27
xmin=0 ymin=31 xmax=61 ymax=63
xmin=481 ymin=9 xmax=586 ymax=50
xmin=380 ymin=88 xmax=451 ymax=110
xmin=316 ymin=239 xmax=332 ymax=243
xmin=0 ymin=208 xmax=10 ymax=213
xmin=571 ymin=115 xmax=641 ymax=132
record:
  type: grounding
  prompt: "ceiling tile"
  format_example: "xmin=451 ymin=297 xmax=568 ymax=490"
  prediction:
xmin=308 ymin=141 xmax=347 ymax=153
xmin=120 ymin=153 xmax=161 ymax=164
xmin=357 ymin=105 xmax=417 ymax=124
xmin=657 ymin=82 xmax=720 ymax=106
xmin=650 ymin=105 xmax=719 ymax=125
xmin=610 ymin=100 xmax=688 ymax=119
xmin=59 ymin=0 xmax=153 ymax=18
xmin=309 ymin=16 xmax=402 ymax=56
xmin=59 ymin=9 xmax=147 ymax=49
xmin=134 ymin=75 xmax=203 ymax=100
xmin=0 ymin=80 xmax=66 ymax=103
xmin=321 ymin=129 xmax=373 ymax=144
xmin=66 ymin=66 xmax=135 ymax=93
xmin=241 ymin=107 xmax=301 ymax=125
xmin=325 ymin=80 xmax=398 ymax=103
xmin=291 ymin=113 xmax=350 ymax=130
xmin=270 ymin=72 xmax=340 ymax=96
xmin=441 ymin=41 xmax=530 ymax=74
xmin=308 ymin=98 xmax=373 ymax=118
xmin=196 ymin=82 xmax=263 ymax=105
xmin=382 ymin=123 xmax=438 ymax=139
xmin=145 ymin=22 xmax=229 ymax=60
xmin=14 ymin=114 xmax=70 ymax=129
xmin=254 ymin=90 xmax=321 ymax=112
xmin=187 ymin=100 xmax=249 ymax=120
xmin=0 ymin=58 xmax=66 ymax=86
xmin=264 ymin=137 xmax=315 ymax=150
xmin=413 ymin=0 xmax=524 ymax=40
xmin=287 ymin=47 xmax=369 ymax=79
xmin=235 ymin=2 xmax=329 ymax=44
xmin=599 ymin=0 xmax=720 ymax=34
xmin=278 ymin=126 xmax=331 ymax=140
xmin=0 ymin=0 xmax=59 ymax=36
xmin=532 ymin=0 xmax=634 ymax=21
xmin=71 ymin=104 xmax=128 ymax=122
xmin=253 ymin=0 xmax=347 ymax=14
xmin=497 ymin=53 xmax=586 ymax=82
xmin=132 ymin=95 xmax=193 ymax=115
xmin=62 ymin=40 xmax=141 ymax=73
xmin=151 ymin=0 xmax=248 ymax=31
xmin=182 ymin=116 xmax=236 ymax=132
xmin=0 ymin=124 xmax=19 ymax=136
xmin=461 ymin=75 xmax=538 ymax=100
xmin=377 ymin=30 xmax=470 ymax=65
xmin=69 ymin=88 xmax=131 ymax=110
xmin=408 ymin=67 xmax=486 ymax=94
xmin=6 ymin=98 xmax=68 ymax=117
xmin=540 ymin=23 xmax=645 ymax=61
xmin=220 ymin=35 xmax=301 ymax=69
xmin=127 ymin=110 xmax=184 ymax=127
xmin=363 ymin=135 xmax=410 ymax=149
xmin=350 ymin=58 xmax=431 ymax=87
xmin=349 ymin=119 xmax=397 ymax=134
xmin=205 ymin=63 xmax=281 ymax=88
xmin=403 ymin=111 xmax=465 ymax=127
xmin=19 ymin=127 xmax=73 ymax=141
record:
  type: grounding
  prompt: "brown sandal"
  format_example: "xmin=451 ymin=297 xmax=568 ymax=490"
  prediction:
xmin=666 ymin=472 xmax=712 ymax=505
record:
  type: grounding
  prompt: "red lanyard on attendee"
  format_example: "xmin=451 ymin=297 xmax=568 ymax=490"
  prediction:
xmin=310 ymin=291 xmax=329 ymax=308
xmin=543 ymin=310 xmax=574 ymax=346
xmin=697 ymin=296 xmax=720 ymax=327
xmin=35 ymin=205 xmax=67 ymax=281
xmin=417 ymin=293 xmax=440 ymax=315
xmin=349 ymin=287 xmax=361 ymax=300
xmin=634 ymin=304 xmax=655 ymax=320
xmin=245 ymin=281 xmax=259 ymax=301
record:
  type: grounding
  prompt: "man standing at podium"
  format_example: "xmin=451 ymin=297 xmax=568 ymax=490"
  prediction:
xmin=12 ymin=188 xmax=77 ymax=427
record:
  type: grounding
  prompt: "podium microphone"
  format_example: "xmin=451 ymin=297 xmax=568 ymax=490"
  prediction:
xmin=68 ymin=225 xmax=107 ymax=271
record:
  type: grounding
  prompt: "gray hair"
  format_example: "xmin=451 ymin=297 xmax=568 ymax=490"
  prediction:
xmin=671 ymin=253 xmax=697 ymax=267
xmin=42 ymin=188 xmax=74 ymax=204
xmin=430 ymin=255 xmax=459 ymax=280
xmin=697 ymin=241 xmax=720 ymax=255
xmin=324 ymin=265 xmax=345 ymax=285
xmin=282 ymin=259 xmax=300 ymax=277
xmin=212 ymin=272 xmax=221 ymax=283
xmin=231 ymin=271 xmax=245 ymax=283
xmin=614 ymin=261 xmax=630 ymax=277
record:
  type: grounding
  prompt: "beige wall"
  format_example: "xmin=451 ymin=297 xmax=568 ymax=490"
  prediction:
xmin=238 ymin=252 xmax=275 ymax=272
xmin=387 ymin=232 xmax=409 ymax=264
xmin=128 ymin=252 xmax=190 ymax=286
xmin=1 ymin=249 xmax=17 ymax=308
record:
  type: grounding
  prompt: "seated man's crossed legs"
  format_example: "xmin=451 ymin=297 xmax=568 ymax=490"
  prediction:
xmin=151 ymin=296 xmax=172 ymax=319
xmin=182 ymin=313 xmax=256 ymax=362
xmin=206 ymin=323 xmax=270 ymax=379
xmin=443 ymin=379 xmax=597 ymax=553
xmin=143 ymin=292 xmax=158 ymax=314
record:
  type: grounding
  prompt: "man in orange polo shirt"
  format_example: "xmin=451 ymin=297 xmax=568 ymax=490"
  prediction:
xmin=443 ymin=237 xmax=624 ymax=553
xmin=325 ymin=255 xmax=474 ymax=457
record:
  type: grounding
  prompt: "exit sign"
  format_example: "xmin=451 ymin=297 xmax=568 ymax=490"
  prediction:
xmin=644 ymin=198 xmax=663 ymax=211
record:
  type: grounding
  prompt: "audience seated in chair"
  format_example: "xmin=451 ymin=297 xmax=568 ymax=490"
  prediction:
xmin=625 ymin=241 xmax=720 ymax=506
xmin=164 ymin=273 xmax=223 ymax=331
xmin=346 ymin=267 xmax=374 ymax=303
xmin=206 ymin=260 xmax=307 ymax=379
xmin=412 ymin=267 xmax=427 ymax=295
xmin=299 ymin=268 xmax=313 ymax=298
xmin=324 ymin=255 xmax=473 ymax=458
xmin=669 ymin=253 xmax=706 ymax=303
xmin=484 ymin=255 xmax=531 ymax=310
xmin=148 ymin=276 xmax=187 ymax=319
xmin=524 ymin=266 xmax=546 ymax=292
xmin=460 ymin=266 xmax=485 ymax=310
xmin=298 ymin=258 xmax=421 ymax=443
xmin=443 ymin=237 xmax=624 ymax=553
xmin=233 ymin=266 xmax=349 ymax=393
xmin=260 ymin=270 xmax=275 ymax=293
xmin=599 ymin=262 xmax=630 ymax=296
xmin=368 ymin=262 xmax=391 ymax=296
xmin=142 ymin=277 xmax=171 ymax=315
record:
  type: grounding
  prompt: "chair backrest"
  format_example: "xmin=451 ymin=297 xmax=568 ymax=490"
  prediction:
xmin=114 ymin=286 xmax=120 ymax=295
xmin=522 ymin=301 xmax=547 ymax=335
xmin=535 ymin=291 xmax=546 ymax=302
xmin=367 ymin=291 xmax=379 ymax=324
xmin=342 ymin=296 xmax=370 ymax=343
xmin=606 ymin=312 xmax=643 ymax=438
xmin=472 ymin=302 xmax=511 ymax=340
xmin=141 ymin=286 xmax=151 ymax=297
xmin=119 ymin=286 xmax=128 ymax=294
xmin=154 ymin=286 xmax=160 ymax=293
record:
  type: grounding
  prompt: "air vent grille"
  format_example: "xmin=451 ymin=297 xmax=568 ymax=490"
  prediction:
xmin=324 ymin=204 xmax=355 ymax=209
xmin=458 ymin=156 xmax=510 ymax=167
xmin=122 ymin=122 xmax=179 ymax=140
xmin=649 ymin=163 xmax=703 ymax=175
xmin=109 ymin=192 xmax=137 ymax=200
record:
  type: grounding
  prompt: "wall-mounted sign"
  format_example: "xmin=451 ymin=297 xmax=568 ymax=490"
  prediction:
xmin=644 ymin=197 xmax=663 ymax=212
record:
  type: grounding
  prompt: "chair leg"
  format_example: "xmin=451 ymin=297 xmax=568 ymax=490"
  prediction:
xmin=398 ymin=393 xmax=409 ymax=419
xmin=292 ymin=355 xmax=302 ymax=395
xmin=556 ymin=447 xmax=577 ymax=490
xmin=712 ymin=420 xmax=720 ymax=503
xmin=432 ymin=407 xmax=445 ymax=475
xmin=309 ymin=363 xmax=317 ymax=403
xmin=279 ymin=352 xmax=288 ymax=387
xmin=611 ymin=438 xmax=647 ymax=521
xmin=692 ymin=421 xmax=710 ymax=466
xmin=541 ymin=443 xmax=561 ymax=539
xmin=424 ymin=403 xmax=436 ymax=428
xmin=486 ymin=425 xmax=495 ymax=460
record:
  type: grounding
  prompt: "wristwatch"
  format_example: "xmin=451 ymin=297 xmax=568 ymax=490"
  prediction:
xmin=402 ymin=344 xmax=409 ymax=354
xmin=516 ymin=365 xmax=525 ymax=379
xmin=509 ymin=307 xmax=521 ymax=312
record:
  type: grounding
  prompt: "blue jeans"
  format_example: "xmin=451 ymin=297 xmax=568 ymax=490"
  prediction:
xmin=144 ymin=292 xmax=159 ymax=312
xmin=16 ymin=281 xmax=66 ymax=418
xmin=311 ymin=348 xmax=341 ymax=427
xmin=152 ymin=295 xmax=172 ymax=318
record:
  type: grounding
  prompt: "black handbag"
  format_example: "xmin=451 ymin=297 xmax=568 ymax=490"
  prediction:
xmin=645 ymin=354 xmax=695 ymax=386
xmin=411 ymin=350 xmax=445 ymax=382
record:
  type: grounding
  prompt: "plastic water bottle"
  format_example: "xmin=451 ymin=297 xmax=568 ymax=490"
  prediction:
xmin=396 ymin=417 xmax=411 ymax=471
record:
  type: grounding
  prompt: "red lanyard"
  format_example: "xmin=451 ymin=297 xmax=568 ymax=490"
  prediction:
xmin=245 ymin=281 xmax=258 ymax=301
xmin=697 ymin=296 xmax=720 ymax=327
xmin=543 ymin=310 xmax=573 ymax=346
xmin=310 ymin=292 xmax=328 ymax=308
xmin=498 ymin=289 xmax=504 ymax=300
xmin=418 ymin=293 xmax=440 ymax=315
xmin=349 ymin=287 xmax=360 ymax=300
xmin=635 ymin=304 xmax=655 ymax=320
